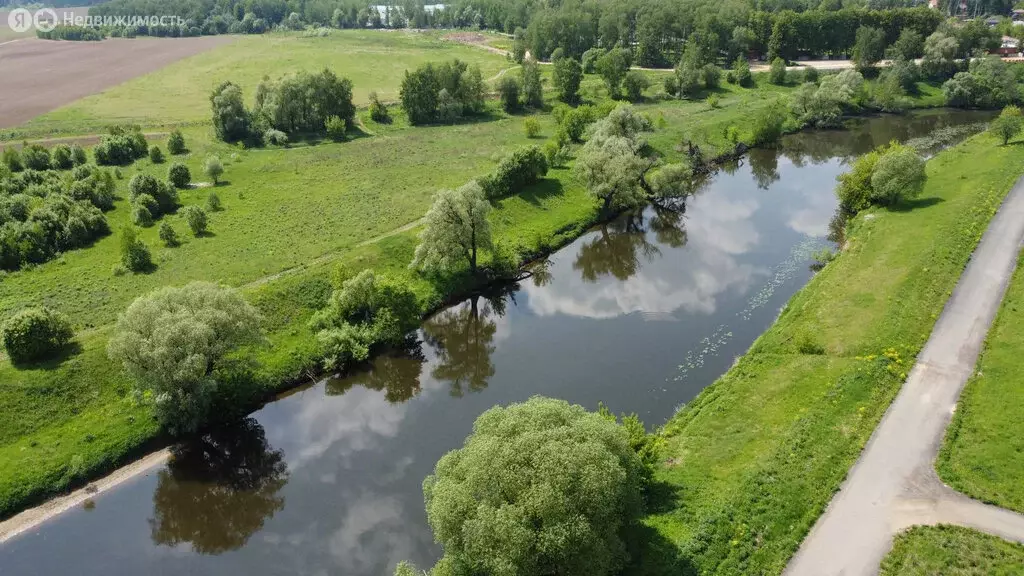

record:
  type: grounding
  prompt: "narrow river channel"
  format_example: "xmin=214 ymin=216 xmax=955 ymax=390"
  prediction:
xmin=0 ymin=109 xmax=993 ymax=576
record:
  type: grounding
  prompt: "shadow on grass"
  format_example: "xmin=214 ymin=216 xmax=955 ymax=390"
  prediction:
xmin=519 ymin=177 xmax=565 ymax=206
xmin=624 ymin=523 xmax=696 ymax=576
xmin=9 ymin=341 xmax=83 ymax=371
xmin=890 ymin=196 xmax=944 ymax=212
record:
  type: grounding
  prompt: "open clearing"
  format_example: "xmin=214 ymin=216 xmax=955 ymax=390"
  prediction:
xmin=0 ymin=36 xmax=232 ymax=130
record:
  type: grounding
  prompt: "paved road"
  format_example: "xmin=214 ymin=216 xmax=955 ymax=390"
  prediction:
xmin=785 ymin=174 xmax=1024 ymax=576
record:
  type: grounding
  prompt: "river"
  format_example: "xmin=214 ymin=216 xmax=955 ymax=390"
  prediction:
xmin=0 ymin=109 xmax=993 ymax=576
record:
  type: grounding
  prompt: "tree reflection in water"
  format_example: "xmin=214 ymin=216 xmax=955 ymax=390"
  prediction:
xmin=422 ymin=293 xmax=505 ymax=398
xmin=148 ymin=417 xmax=288 ymax=554
xmin=574 ymin=210 xmax=685 ymax=282
xmin=325 ymin=342 xmax=426 ymax=403
xmin=747 ymin=147 xmax=780 ymax=190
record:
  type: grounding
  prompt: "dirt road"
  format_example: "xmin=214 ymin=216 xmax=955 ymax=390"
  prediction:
xmin=785 ymin=173 xmax=1024 ymax=575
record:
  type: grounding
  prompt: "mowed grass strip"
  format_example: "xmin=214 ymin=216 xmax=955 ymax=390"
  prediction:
xmin=640 ymin=132 xmax=1021 ymax=575
xmin=937 ymin=249 xmax=1024 ymax=514
xmin=880 ymin=525 xmax=1024 ymax=576
xmin=18 ymin=30 xmax=509 ymax=135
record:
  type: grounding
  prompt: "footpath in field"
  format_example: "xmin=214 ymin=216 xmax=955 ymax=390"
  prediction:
xmin=785 ymin=166 xmax=1024 ymax=575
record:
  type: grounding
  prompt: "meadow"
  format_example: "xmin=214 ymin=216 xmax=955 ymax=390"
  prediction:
xmin=12 ymin=30 xmax=513 ymax=137
xmin=937 ymin=249 xmax=1024 ymax=514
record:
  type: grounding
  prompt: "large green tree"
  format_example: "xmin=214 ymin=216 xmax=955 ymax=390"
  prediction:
xmin=107 ymin=282 xmax=263 ymax=435
xmin=419 ymin=396 xmax=646 ymax=576
xmin=411 ymin=181 xmax=492 ymax=274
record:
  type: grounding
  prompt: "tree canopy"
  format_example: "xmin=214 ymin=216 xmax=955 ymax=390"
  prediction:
xmin=419 ymin=396 xmax=646 ymax=576
xmin=107 ymin=282 xmax=263 ymax=435
xmin=411 ymin=182 xmax=493 ymax=274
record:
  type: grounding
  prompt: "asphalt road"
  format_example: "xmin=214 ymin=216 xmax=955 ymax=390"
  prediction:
xmin=785 ymin=174 xmax=1024 ymax=575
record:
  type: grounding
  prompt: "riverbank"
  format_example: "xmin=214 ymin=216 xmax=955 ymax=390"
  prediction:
xmin=642 ymin=129 xmax=1024 ymax=574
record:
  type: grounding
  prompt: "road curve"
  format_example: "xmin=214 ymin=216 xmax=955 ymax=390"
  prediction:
xmin=785 ymin=173 xmax=1024 ymax=576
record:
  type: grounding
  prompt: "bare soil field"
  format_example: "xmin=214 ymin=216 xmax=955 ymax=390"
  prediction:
xmin=0 ymin=36 xmax=232 ymax=130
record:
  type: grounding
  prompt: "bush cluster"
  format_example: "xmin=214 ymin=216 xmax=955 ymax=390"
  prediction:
xmin=836 ymin=141 xmax=926 ymax=215
xmin=0 ymin=170 xmax=110 ymax=271
xmin=1 ymin=307 xmax=74 ymax=365
xmin=309 ymin=269 xmax=420 ymax=371
xmin=479 ymin=146 xmax=548 ymax=200
xmin=94 ymin=126 xmax=149 ymax=166
xmin=400 ymin=59 xmax=486 ymax=125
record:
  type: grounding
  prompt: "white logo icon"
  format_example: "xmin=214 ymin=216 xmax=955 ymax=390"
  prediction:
xmin=34 ymin=8 xmax=59 ymax=33
xmin=7 ymin=8 xmax=32 ymax=33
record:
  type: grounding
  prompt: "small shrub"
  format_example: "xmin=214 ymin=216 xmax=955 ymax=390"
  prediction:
xmin=158 ymin=220 xmax=179 ymax=247
xmin=989 ymin=105 xmax=1023 ymax=145
xmin=70 ymin=144 xmax=87 ymax=166
xmin=623 ymin=70 xmax=650 ymax=102
xmin=131 ymin=203 xmax=154 ymax=227
xmin=167 ymin=162 xmax=191 ymax=189
xmin=182 ymin=205 xmax=208 ymax=236
xmin=870 ymin=143 xmax=926 ymax=205
xmin=796 ymin=332 xmax=825 ymax=354
xmin=751 ymin=100 xmax=787 ymax=145
xmin=128 ymin=173 xmax=159 ymax=201
xmin=524 ymin=118 xmax=541 ymax=138
xmin=119 ymin=226 xmax=152 ymax=272
xmin=542 ymin=140 xmax=568 ymax=168
xmin=52 ymin=144 xmax=74 ymax=170
xmin=701 ymin=64 xmax=722 ymax=89
xmin=663 ymin=74 xmax=680 ymax=96
xmin=1 ymin=307 xmax=73 ymax=365
xmin=263 ymin=129 xmax=288 ymax=147
xmin=21 ymin=144 xmax=51 ymax=171
xmin=497 ymin=75 xmax=521 ymax=113
xmin=706 ymin=94 xmax=720 ymax=109
xmin=369 ymin=91 xmax=391 ymax=124
xmin=205 ymin=191 xmax=222 ymax=212
xmin=769 ymin=57 xmax=788 ymax=85
xmin=166 ymin=129 xmax=187 ymax=155
xmin=149 ymin=146 xmax=164 ymax=164
xmin=204 ymin=155 xmax=224 ymax=185
xmin=803 ymin=66 xmax=819 ymax=84
xmin=325 ymin=115 xmax=347 ymax=142
xmin=2 ymin=148 xmax=23 ymax=172
xmin=733 ymin=56 xmax=753 ymax=87
xmin=480 ymin=146 xmax=548 ymax=200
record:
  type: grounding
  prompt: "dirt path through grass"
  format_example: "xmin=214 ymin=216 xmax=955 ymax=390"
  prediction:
xmin=785 ymin=172 xmax=1024 ymax=576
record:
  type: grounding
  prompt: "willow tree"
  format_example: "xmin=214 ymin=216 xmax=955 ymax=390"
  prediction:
xmin=411 ymin=181 xmax=492 ymax=275
xmin=107 ymin=282 xmax=263 ymax=434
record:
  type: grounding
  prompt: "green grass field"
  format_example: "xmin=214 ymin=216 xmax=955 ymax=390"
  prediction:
xmin=638 ymin=131 xmax=1022 ymax=575
xmin=936 ymin=249 xmax=1024 ymax=514
xmin=881 ymin=525 xmax=1024 ymax=575
xmin=17 ymin=30 xmax=513 ymax=136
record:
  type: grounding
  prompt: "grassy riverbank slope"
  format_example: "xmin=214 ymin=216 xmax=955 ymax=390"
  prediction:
xmin=937 ymin=250 xmax=1024 ymax=514
xmin=641 ymin=131 xmax=1023 ymax=575
xmin=880 ymin=525 xmax=1024 ymax=575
